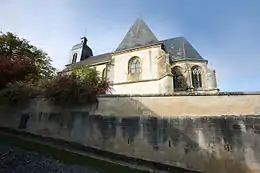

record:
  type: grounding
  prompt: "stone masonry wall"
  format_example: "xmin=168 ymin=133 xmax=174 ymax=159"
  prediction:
xmin=1 ymin=93 xmax=260 ymax=173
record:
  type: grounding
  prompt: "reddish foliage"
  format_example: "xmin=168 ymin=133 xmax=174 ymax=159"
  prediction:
xmin=0 ymin=55 xmax=38 ymax=89
xmin=41 ymin=74 xmax=111 ymax=106
xmin=0 ymin=32 xmax=55 ymax=90
xmin=94 ymin=80 xmax=112 ymax=94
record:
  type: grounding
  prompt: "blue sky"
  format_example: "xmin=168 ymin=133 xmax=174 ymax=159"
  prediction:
xmin=1 ymin=0 xmax=260 ymax=92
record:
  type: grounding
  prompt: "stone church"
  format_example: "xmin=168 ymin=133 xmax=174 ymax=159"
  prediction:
xmin=62 ymin=18 xmax=219 ymax=94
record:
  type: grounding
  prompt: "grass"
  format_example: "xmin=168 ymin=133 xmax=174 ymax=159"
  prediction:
xmin=0 ymin=133 xmax=147 ymax=173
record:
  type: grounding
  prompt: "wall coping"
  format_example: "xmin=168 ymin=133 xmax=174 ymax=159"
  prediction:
xmin=22 ymin=91 xmax=260 ymax=100
xmin=99 ymin=91 xmax=260 ymax=97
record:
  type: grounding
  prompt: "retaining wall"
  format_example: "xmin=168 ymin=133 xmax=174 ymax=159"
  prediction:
xmin=1 ymin=92 xmax=260 ymax=173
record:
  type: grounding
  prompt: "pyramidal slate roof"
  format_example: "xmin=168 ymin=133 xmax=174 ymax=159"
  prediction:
xmin=115 ymin=18 xmax=204 ymax=61
xmin=162 ymin=37 xmax=204 ymax=61
xmin=116 ymin=18 xmax=159 ymax=51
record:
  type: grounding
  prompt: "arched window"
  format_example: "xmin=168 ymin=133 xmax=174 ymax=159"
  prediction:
xmin=191 ymin=66 xmax=203 ymax=89
xmin=102 ymin=67 xmax=106 ymax=81
xmin=128 ymin=57 xmax=141 ymax=74
xmin=172 ymin=67 xmax=185 ymax=90
xmin=72 ymin=53 xmax=77 ymax=63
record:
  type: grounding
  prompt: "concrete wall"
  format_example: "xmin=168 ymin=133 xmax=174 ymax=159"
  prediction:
xmin=1 ymin=93 xmax=260 ymax=173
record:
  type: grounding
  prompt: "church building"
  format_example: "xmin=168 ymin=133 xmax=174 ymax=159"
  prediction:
xmin=62 ymin=18 xmax=219 ymax=94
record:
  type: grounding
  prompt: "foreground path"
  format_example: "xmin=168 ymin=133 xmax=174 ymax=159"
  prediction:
xmin=0 ymin=143 xmax=99 ymax=173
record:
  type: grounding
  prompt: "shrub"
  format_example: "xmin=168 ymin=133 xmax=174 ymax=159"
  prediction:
xmin=0 ymin=65 xmax=111 ymax=107
xmin=42 ymin=66 xmax=112 ymax=107
xmin=0 ymin=81 xmax=40 ymax=105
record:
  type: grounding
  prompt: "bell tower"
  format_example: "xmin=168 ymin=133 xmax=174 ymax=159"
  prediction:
xmin=69 ymin=37 xmax=93 ymax=64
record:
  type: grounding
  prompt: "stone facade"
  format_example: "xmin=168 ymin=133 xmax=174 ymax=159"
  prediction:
xmin=171 ymin=60 xmax=218 ymax=92
xmin=62 ymin=18 xmax=219 ymax=95
xmin=1 ymin=93 xmax=260 ymax=173
xmin=112 ymin=45 xmax=164 ymax=94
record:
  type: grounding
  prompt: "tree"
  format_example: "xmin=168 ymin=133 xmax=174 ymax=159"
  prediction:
xmin=72 ymin=65 xmax=99 ymax=87
xmin=72 ymin=65 xmax=111 ymax=94
xmin=0 ymin=32 xmax=55 ymax=89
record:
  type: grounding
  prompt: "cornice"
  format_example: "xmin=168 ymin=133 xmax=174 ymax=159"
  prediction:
xmin=112 ymin=43 xmax=162 ymax=56
xmin=112 ymin=73 xmax=172 ymax=85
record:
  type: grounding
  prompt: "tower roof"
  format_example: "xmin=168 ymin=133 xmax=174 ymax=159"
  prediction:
xmin=116 ymin=18 xmax=158 ymax=51
xmin=71 ymin=37 xmax=93 ymax=62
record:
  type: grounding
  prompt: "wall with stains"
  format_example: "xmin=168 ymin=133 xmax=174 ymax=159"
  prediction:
xmin=1 ymin=93 xmax=260 ymax=173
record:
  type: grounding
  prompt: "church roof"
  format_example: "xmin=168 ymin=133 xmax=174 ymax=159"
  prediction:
xmin=67 ymin=18 xmax=205 ymax=70
xmin=72 ymin=43 xmax=83 ymax=50
xmin=71 ymin=53 xmax=111 ymax=67
xmin=116 ymin=18 xmax=159 ymax=51
xmin=115 ymin=18 xmax=204 ymax=61
xmin=68 ymin=36 xmax=203 ymax=68
xmin=162 ymin=37 xmax=204 ymax=62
